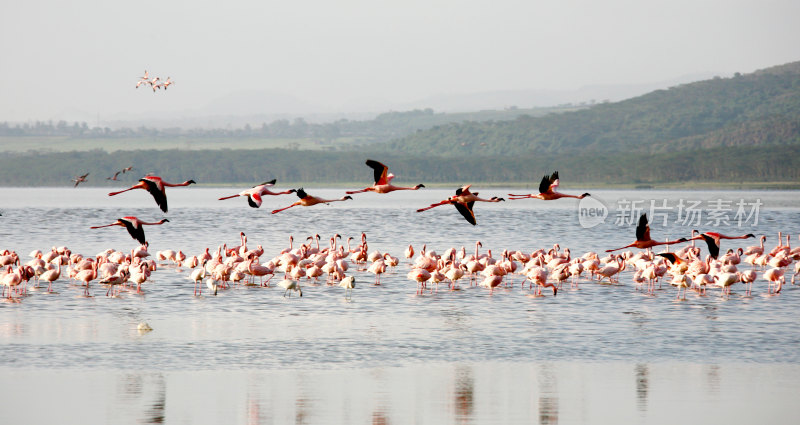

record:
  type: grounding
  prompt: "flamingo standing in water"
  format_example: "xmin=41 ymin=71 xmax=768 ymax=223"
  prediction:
xmin=90 ymin=217 xmax=170 ymax=244
xmin=606 ymin=214 xmax=688 ymax=252
xmin=508 ymin=171 xmax=590 ymax=201
xmin=346 ymin=159 xmax=425 ymax=195
xmin=108 ymin=176 xmax=196 ymax=212
xmin=416 ymin=185 xmax=504 ymax=225
xmin=271 ymin=188 xmax=352 ymax=214
xmin=218 ymin=180 xmax=296 ymax=208
xmin=339 ymin=275 xmax=356 ymax=299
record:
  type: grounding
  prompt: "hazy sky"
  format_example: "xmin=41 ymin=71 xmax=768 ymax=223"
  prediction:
xmin=1 ymin=0 xmax=798 ymax=122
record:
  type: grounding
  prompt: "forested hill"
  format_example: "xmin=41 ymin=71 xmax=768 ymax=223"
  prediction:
xmin=377 ymin=61 xmax=800 ymax=156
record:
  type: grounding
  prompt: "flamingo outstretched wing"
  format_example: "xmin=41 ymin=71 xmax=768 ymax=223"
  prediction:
xmin=455 ymin=185 xmax=472 ymax=196
xmin=140 ymin=178 xmax=168 ymax=213
xmin=635 ymin=214 xmax=650 ymax=242
xmin=120 ymin=218 xmax=147 ymax=244
xmin=538 ymin=174 xmax=551 ymax=194
xmin=700 ymin=234 xmax=721 ymax=259
xmin=453 ymin=201 xmax=477 ymax=225
xmin=248 ymin=193 xmax=262 ymax=208
xmin=365 ymin=159 xmax=389 ymax=185
xmin=538 ymin=171 xmax=559 ymax=194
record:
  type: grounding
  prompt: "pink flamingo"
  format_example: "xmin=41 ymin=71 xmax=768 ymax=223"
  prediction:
xmin=72 ymin=172 xmax=89 ymax=187
xmin=1 ymin=266 xmax=23 ymax=298
xmin=346 ymin=159 xmax=425 ymax=194
xmin=764 ymin=268 xmax=785 ymax=294
xmin=157 ymin=77 xmax=174 ymax=90
xmin=74 ymin=261 xmax=98 ymax=296
xmin=271 ymin=188 xmax=352 ymax=214
xmin=416 ymin=185 xmax=504 ymax=225
xmin=108 ymin=175 xmax=196 ymax=212
xmin=90 ymin=217 xmax=170 ymax=244
xmin=149 ymin=77 xmax=161 ymax=91
xmin=39 ymin=262 xmax=61 ymax=292
xmin=508 ymin=171 xmax=589 ymax=201
xmin=135 ymin=71 xmax=149 ymax=88
xmin=218 ymin=180 xmax=296 ymax=208
xmin=606 ymin=214 xmax=688 ymax=252
xmin=689 ymin=231 xmax=756 ymax=259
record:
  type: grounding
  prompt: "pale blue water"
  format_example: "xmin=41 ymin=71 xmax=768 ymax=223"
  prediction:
xmin=1 ymin=187 xmax=798 ymax=424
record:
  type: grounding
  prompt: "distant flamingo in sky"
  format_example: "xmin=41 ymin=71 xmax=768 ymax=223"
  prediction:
xmin=606 ymin=214 xmax=688 ymax=252
xmin=72 ymin=172 xmax=89 ymax=187
xmin=90 ymin=217 xmax=170 ymax=245
xmin=135 ymin=71 xmax=149 ymax=88
xmin=108 ymin=175 xmax=196 ymax=212
xmin=157 ymin=77 xmax=174 ymax=90
xmin=136 ymin=69 xmax=150 ymax=89
xmin=508 ymin=171 xmax=590 ymax=201
xmin=416 ymin=184 xmax=504 ymax=225
xmin=346 ymin=159 xmax=425 ymax=195
xmin=149 ymin=77 xmax=161 ymax=91
xmin=218 ymin=179 xmax=296 ymax=208
xmin=271 ymin=188 xmax=352 ymax=214
xmin=106 ymin=171 xmax=122 ymax=181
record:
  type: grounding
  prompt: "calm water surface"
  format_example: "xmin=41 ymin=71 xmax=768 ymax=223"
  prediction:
xmin=1 ymin=187 xmax=799 ymax=424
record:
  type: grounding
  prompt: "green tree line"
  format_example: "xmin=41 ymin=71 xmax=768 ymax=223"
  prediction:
xmin=1 ymin=145 xmax=797 ymax=187
xmin=378 ymin=62 xmax=800 ymax=156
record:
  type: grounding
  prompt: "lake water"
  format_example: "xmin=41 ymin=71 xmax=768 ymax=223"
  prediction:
xmin=1 ymin=187 xmax=799 ymax=424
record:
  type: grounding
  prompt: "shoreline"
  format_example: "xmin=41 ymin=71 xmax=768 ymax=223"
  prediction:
xmin=2 ymin=181 xmax=798 ymax=190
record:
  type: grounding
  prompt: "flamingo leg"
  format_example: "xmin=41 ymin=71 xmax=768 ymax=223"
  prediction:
xmin=271 ymin=203 xmax=299 ymax=214
xmin=416 ymin=200 xmax=453 ymax=212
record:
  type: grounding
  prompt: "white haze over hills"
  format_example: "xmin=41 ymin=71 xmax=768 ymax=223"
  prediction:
xmin=95 ymin=72 xmax=717 ymax=129
xmin=3 ymin=0 xmax=797 ymax=129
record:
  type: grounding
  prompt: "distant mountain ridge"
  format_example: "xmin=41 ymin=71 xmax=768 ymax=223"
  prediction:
xmin=377 ymin=61 xmax=800 ymax=156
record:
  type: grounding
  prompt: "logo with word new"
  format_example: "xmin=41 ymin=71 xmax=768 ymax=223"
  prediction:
xmin=578 ymin=196 xmax=608 ymax=228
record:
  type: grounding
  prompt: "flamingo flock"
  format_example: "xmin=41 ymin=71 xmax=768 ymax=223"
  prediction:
xmin=5 ymin=158 xmax=796 ymax=302
xmin=3 ymin=229 xmax=798 ymax=302
xmin=136 ymin=71 xmax=174 ymax=92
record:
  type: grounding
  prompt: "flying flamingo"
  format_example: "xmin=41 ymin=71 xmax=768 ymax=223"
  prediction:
xmin=108 ymin=175 xmax=196 ymax=212
xmin=606 ymin=214 xmax=688 ymax=252
xmin=148 ymin=76 xmax=161 ymax=91
xmin=346 ymin=159 xmax=425 ymax=195
xmin=271 ymin=188 xmax=352 ymax=214
xmin=416 ymin=184 xmax=505 ymax=225
xmin=90 ymin=217 xmax=170 ymax=244
xmin=689 ymin=231 xmax=756 ymax=259
xmin=157 ymin=77 xmax=174 ymax=90
xmin=106 ymin=171 xmax=122 ymax=181
xmin=508 ymin=171 xmax=590 ymax=201
xmin=72 ymin=172 xmax=89 ymax=187
xmin=135 ymin=71 xmax=150 ymax=88
xmin=218 ymin=179 xmax=296 ymax=208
